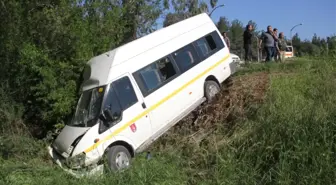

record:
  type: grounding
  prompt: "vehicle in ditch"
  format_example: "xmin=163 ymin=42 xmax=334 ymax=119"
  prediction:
xmin=48 ymin=12 xmax=236 ymax=177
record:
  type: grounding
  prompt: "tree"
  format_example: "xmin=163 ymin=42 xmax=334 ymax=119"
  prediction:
xmin=217 ymin=16 xmax=230 ymax=33
xmin=292 ymin=33 xmax=301 ymax=45
xmin=312 ymin=33 xmax=321 ymax=46
xmin=163 ymin=0 xmax=217 ymax=27
xmin=114 ymin=0 xmax=164 ymax=43
xmin=0 ymin=0 xmax=166 ymax=136
xmin=229 ymin=19 xmax=244 ymax=56
xmin=292 ymin=33 xmax=303 ymax=56
xmin=163 ymin=12 xmax=186 ymax=27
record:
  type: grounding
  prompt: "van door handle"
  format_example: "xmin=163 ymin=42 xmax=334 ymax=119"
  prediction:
xmin=141 ymin=102 xmax=147 ymax=109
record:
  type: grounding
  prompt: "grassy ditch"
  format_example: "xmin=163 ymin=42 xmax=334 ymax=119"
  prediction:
xmin=1 ymin=57 xmax=336 ymax=185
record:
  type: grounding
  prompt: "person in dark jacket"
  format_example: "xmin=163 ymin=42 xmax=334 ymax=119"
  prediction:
xmin=273 ymin=28 xmax=279 ymax=61
xmin=243 ymin=24 xmax=253 ymax=62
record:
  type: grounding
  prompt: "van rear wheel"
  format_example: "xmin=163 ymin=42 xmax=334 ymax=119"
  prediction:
xmin=106 ymin=145 xmax=132 ymax=171
xmin=204 ymin=80 xmax=220 ymax=102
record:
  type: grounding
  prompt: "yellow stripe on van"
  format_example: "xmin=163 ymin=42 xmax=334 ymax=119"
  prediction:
xmin=84 ymin=54 xmax=231 ymax=153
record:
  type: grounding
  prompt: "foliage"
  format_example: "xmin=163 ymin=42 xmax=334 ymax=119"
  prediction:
xmin=216 ymin=17 xmax=261 ymax=60
xmin=2 ymin=58 xmax=336 ymax=184
xmin=227 ymin=19 xmax=244 ymax=55
xmin=0 ymin=0 xmax=163 ymax=136
xmin=216 ymin=16 xmax=230 ymax=33
xmin=163 ymin=0 xmax=217 ymax=27
xmin=0 ymin=1 xmax=336 ymax=184
xmin=1 ymin=0 xmax=334 ymax=136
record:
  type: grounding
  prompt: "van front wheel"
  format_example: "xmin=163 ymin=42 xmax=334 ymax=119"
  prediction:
xmin=204 ymin=80 xmax=220 ymax=102
xmin=106 ymin=145 xmax=132 ymax=171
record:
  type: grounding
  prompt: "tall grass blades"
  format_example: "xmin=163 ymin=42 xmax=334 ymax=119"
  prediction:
xmin=1 ymin=57 xmax=336 ymax=185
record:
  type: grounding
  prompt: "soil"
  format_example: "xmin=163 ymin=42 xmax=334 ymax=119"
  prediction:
xmin=153 ymin=71 xmax=270 ymax=147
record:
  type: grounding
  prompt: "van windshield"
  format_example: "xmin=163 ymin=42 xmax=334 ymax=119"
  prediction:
xmin=68 ymin=86 xmax=106 ymax=127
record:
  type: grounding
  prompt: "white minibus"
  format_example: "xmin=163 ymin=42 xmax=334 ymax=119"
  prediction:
xmin=48 ymin=12 xmax=236 ymax=177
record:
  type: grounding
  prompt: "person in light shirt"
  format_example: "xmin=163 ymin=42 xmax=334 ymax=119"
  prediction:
xmin=222 ymin=31 xmax=230 ymax=51
xmin=259 ymin=25 xmax=275 ymax=62
xmin=277 ymin=32 xmax=287 ymax=62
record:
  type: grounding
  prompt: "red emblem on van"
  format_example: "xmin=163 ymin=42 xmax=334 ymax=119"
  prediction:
xmin=130 ymin=123 xmax=137 ymax=132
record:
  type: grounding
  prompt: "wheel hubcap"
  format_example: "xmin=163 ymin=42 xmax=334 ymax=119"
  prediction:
xmin=115 ymin=152 xmax=130 ymax=169
xmin=208 ymin=84 xmax=219 ymax=98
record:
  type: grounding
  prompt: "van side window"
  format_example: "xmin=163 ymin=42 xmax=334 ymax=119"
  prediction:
xmin=205 ymin=35 xmax=217 ymax=50
xmin=157 ymin=57 xmax=176 ymax=81
xmin=194 ymin=35 xmax=217 ymax=57
xmin=173 ymin=44 xmax=199 ymax=73
xmin=194 ymin=31 xmax=224 ymax=59
xmin=113 ymin=76 xmax=138 ymax=110
xmin=211 ymin=31 xmax=225 ymax=49
xmin=133 ymin=56 xmax=178 ymax=96
xmin=195 ymin=38 xmax=212 ymax=57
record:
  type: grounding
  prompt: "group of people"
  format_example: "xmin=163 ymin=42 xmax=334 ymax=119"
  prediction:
xmin=221 ymin=24 xmax=288 ymax=62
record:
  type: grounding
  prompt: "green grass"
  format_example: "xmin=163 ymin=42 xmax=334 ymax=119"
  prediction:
xmin=1 ymin=57 xmax=336 ymax=185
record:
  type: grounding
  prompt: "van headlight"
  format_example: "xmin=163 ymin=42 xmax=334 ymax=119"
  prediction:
xmin=65 ymin=152 xmax=86 ymax=169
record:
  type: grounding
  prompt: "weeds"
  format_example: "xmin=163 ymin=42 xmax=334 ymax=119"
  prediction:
xmin=1 ymin=57 xmax=336 ymax=185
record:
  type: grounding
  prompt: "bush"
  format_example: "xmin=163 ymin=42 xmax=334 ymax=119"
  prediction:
xmin=1 ymin=58 xmax=336 ymax=185
xmin=0 ymin=84 xmax=26 ymax=136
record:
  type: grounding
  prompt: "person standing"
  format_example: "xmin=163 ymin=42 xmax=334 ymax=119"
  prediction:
xmin=243 ymin=24 xmax=253 ymax=62
xmin=277 ymin=32 xmax=287 ymax=62
xmin=259 ymin=25 xmax=275 ymax=62
xmin=272 ymin=28 xmax=280 ymax=61
xmin=222 ymin=32 xmax=231 ymax=51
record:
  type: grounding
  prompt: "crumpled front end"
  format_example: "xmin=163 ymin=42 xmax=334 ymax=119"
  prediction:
xmin=48 ymin=125 xmax=104 ymax=178
xmin=48 ymin=145 xmax=104 ymax=178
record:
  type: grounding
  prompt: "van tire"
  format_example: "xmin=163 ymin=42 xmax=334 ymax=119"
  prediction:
xmin=204 ymin=80 xmax=220 ymax=102
xmin=106 ymin=145 xmax=132 ymax=171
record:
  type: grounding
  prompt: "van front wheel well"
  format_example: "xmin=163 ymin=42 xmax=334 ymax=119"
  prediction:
xmin=204 ymin=76 xmax=221 ymax=102
xmin=205 ymin=75 xmax=220 ymax=88
xmin=106 ymin=141 xmax=135 ymax=158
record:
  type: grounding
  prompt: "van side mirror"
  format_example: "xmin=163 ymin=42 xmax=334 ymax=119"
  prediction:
xmin=99 ymin=109 xmax=121 ymax=125
xmin=103 ymin=109 xmax=114 ymax=122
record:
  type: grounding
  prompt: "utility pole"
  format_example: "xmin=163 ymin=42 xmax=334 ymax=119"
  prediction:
xmin=290 ymin=23 xmax=303 ymax=45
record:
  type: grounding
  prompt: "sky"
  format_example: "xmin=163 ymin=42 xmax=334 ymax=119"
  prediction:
xmin=157 ymin=0 xmax=336 ymax=41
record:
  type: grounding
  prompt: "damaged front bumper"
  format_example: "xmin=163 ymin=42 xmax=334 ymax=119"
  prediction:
xmin=47 ymin=146 xmax=104 ymax=178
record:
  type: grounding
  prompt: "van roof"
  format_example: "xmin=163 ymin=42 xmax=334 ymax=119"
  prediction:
xmin=89 ymin=13 xmax=212 ymax=67
xmin=81 ymin=13 xmax=213 ymax=91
